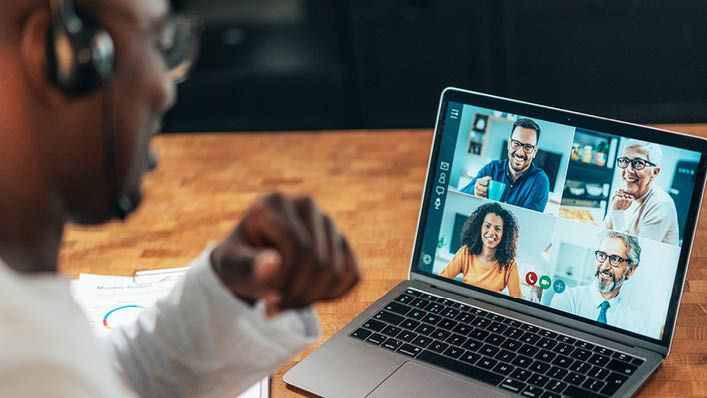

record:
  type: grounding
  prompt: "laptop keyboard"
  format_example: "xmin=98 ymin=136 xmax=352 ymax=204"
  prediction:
xmin=349 ymin=288 xmax=645 ymax=398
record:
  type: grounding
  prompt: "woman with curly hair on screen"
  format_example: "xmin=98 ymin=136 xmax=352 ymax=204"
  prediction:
xmin=439 ymin=202 xmax=522 ymax=298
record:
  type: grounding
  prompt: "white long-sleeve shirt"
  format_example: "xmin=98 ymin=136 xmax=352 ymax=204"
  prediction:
xmin=0 ymin=246 xmax=320 ymax=397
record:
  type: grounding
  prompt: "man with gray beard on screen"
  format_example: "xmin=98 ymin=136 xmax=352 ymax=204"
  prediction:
xmin=550 ymin=231 xmax=647 ymax=335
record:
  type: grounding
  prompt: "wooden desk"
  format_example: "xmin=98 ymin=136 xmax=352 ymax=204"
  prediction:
xmin=59 ymin=126 xmax=707 ymax=397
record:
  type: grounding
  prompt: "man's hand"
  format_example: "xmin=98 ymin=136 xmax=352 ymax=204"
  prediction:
xmin=610 ymin=189 xmax=635 ymax=211
xmin=210 ymin=192 xmax=360 ymax=316
xmin=474 ymin=176 xmax=492 ymax=197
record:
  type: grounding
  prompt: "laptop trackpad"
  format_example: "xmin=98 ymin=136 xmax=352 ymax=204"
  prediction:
xmin=366 ymin=361 xmax=510 ymax=398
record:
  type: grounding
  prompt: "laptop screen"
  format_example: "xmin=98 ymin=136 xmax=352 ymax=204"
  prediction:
xmin=413 ymin=90 xmax=706 ymax=344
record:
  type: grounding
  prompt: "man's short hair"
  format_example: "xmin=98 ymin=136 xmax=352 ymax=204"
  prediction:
xmin=623 ymin=139 xmax=662 ymax=167
xmin=511 ymin=118 xmax=541 ymax=145
xmin=598 ymin=230 xmax=641 ymax=269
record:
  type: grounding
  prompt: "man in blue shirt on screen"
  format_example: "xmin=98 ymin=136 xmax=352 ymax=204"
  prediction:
xmin=461 ymin=118 xmax=550 ymax=212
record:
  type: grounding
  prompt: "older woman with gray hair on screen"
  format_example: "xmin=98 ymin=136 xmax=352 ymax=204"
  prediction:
xmin=603 ymin=139 xmax=679 ymax=245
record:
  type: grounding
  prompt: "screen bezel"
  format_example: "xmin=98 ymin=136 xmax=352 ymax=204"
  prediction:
xmin=409 ymin=87 xmax=707 ymax=355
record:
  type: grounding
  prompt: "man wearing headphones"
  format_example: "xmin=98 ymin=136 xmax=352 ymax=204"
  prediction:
xmin=0 ymin=0 xmax=359 ymax=396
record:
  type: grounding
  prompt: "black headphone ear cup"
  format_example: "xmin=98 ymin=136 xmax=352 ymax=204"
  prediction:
xmin=45 ymin=18 xmax=114 ymax=96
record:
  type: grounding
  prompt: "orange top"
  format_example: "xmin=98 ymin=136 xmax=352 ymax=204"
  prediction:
xmin=439 ymin=245 xmax=522 ymax=298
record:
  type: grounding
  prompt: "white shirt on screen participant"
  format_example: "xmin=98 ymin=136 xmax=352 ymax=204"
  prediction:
xmin=604 ymin=185 xmax=679 ymax=246
xmin=550 ymin=284 xmax=649 ymax=337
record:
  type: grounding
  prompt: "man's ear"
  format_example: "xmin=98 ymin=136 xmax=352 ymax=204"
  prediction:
xmin=652 ymin=167 xmax=661 ymax=177
xmin=19 ymin=7 xmax=68 ymax=106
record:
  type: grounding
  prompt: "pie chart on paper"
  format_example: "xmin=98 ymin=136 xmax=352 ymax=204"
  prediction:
xmin=103 ymin=305 xmax=145 ymax=330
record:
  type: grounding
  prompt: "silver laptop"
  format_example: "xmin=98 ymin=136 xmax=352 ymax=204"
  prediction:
xmin=284 ymin=88 xmax=707 ymax=397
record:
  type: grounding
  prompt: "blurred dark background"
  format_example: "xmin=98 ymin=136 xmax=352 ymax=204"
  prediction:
xmin=165 ymin=0 xmax=707 ymax=133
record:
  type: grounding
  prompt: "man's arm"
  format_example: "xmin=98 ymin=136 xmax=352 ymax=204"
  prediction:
xmin=107 ymin=246 xmax=320 ymax=398
xmin=108 ymin=193 xmax=359 ymax=397
xmin=520 ymin=172 xmax=549 ymax=212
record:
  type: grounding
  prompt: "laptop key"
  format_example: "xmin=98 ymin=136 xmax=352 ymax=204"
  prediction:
xmin=503 ymin=327 xmax=524 ymax=339
xmin=381 ymin=325 xmax=402 ymax=337
xmin=438 ymin=318 xmax=458 ymax=331
xmin=521 ymin=385 xmax=544 ymax=397
xmin=563 ymin=385 xmax=605 ymax=398
xmin=382 ymin=338 xmax=403 ymax=351
xmin=461 ymin=338 xmax=483 ymax=352
xmin=415 ymin=324 xmax=435 ymax=336
xmin=441 ymin=307 xmax=460 ymax=319
xmin=425 ymin=303 xmax=445 ymax=314
xmin=510 ymin=368 xmax=532 ymax=381
xmin=421 ymin=313 xmax=442 ymax=325
xmin=565 ymin=372 xmax=586 ymax=386
xmin=429 ymin=341 xmax=449 ymax=353
xmin=412 ymin=335 xmax=433 ymax=348
xmin=541 ymin=392 xmax=561 ymax=398
xmin=612 ymin=352 xmax=632 ymax=361
xmin=587 ymin=366 xmax=610 ymax=380
xmin=350 ymin=328 xmax=372 ymax=340
xmin=394 ymin=294 xmax=415 ymax=304
xmin=442 ymin=346 xmax=464 ymax=359
xmin=485 ymin=332 xmax=505 ymax=346
xmin=551 ymin=354 xmax=573 ymax=368
xmin=431 ymin=329 xmax=452 ymax=341
xmin=535 ymin=349 xmax=556 ymax=363
xmin=570 ymin=347 xmax=592 ymax=361
xmin=520 ymin=332 xmax=541 ymax=345
xmin=520 ymin=324 xmax=539 ymax=333
xmin=553 ymin=342 xmax=574 ymax=355
xmin=471 ymin=317 xmax=491 ymax=329
xmin=404 ymin=288 xmax=422 ymax=297
xmin=452 ymin=323 xmax=472 ymax=335
xmin=536 ymin=337 xmax=557 ymax=350
xmin=631 ymin=357 xmax=645 ymax=366
xmin=528 ymin=374 xmax=549 ymax=388
xmin=518 ymin=344 xmax=540 ymax=357
xmin=547 ymin=366 xmax=568 ymax=380
xmin=469 ymin=308 xmax=489 ymax=317
xmin=479 ymin=344 xmax=500 ymax=358
xmin=397 ymin=343 xmax=422 ymax=358
xmin=495 ymin=349 xmax=517 ymax=363
xmin=493 ymin=362 xmax=515 ymax=375
xmin=446 ymin=333 xmax=467 ymax=347
xmin=499 ymin=377 xmax=525 ymax=393
xmin=570 ymin=361 xmax=591 ymax=374
xmin=487 ymin=322 xmax=508 ymax=334
xmin=545 ymin=378 xmax=567 ymax=393
xmin=574 ymin=340 xmax=596 ymax=351
xmin=416 ymin=350 xmax=504 ymax=386
xmin=511 ymin=354 xmax=533 ymax=368
xmin=374 ymin=310 xmax=404 ymax=325
xmin=592 ymin=346 xmax=613 ymax=356
xmin=538 ymin=329 xmax=558 ymax=339
xmin=421 ymin=294 xmax=437 ymax=301
xmin=606 ymin=359 xmax=638 ymax=375
xmin=366 ymin=333 xmax=387 ymax=345
xmin=528 ymin=361 xmax=551 ymax=374
xmin=485 ymin=313 xmax=505 ymax=322
xmin=477 ymin=357 xmax=498 ymax=371
xmin=362 ymin=319 xmax=386 ymax=332
xmin=581 ymin=378 xmax=605 ymax=392
xmin=459 ymin=351 xmax=482 ymax=365
xmin=455 ymin=312 xmax=474 ymax=324
xmin=557 ymin=335 xmax=577 ymax=345
xmin=468 ymin=328 xmax=490 ymax=341
xmin=601 ymin=372 xmax=629 ymax=396
xmin=397 ymin=331 xmax=417 ymax=342
xmin=400 ymin=319 xmax=420 ymax=331
xmin=410 ymin=298 xmax=430 ymax=308
xmin=588 ymin=353 xmax=610 ymax=367
xmin=500 ymin=338 xmax=522 ymax=352
xmin=407 ymin=309 xmax=427 ymax=320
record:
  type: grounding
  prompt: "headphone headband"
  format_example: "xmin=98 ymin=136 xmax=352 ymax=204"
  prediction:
xmin=46 ymin=0 xmax=114 ymax=96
